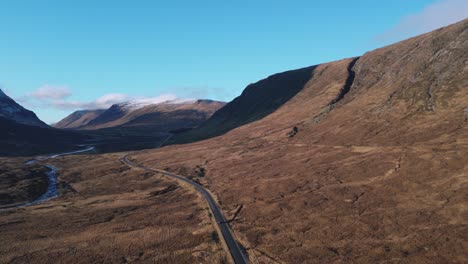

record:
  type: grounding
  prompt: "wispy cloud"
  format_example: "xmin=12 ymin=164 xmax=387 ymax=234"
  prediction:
xmin=377 ymin=0 xmax=468 ymax=43
xmin=22 ymin=85 xmax=179 ymax=111
xmin=48 ymin=93 xmax=178 ymax=110
xmin=49 ymin=93 xmax=133 ymax=110
xmin=10 ymin=84 xmax=223 ymax=123
xmin=31 ymin=85 xmax=72 ymax=100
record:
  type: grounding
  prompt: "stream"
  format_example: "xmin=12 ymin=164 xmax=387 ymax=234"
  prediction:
xmin=18 ymin=165 xmax=59 ymax=207
xmin=4 ymin=146 xmax=95 ymax=209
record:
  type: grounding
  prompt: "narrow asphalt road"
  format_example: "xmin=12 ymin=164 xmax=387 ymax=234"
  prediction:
xmin=121 ymin=155 xmax=249 ymax=264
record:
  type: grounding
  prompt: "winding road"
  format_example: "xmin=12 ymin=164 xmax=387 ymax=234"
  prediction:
xmin=4 ymin=141 xmax=249 ymax=263
xmin=121 ymin=154 xmax=249 ymax=264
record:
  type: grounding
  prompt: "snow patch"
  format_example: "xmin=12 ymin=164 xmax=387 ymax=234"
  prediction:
xmin=119 ymin=97 xmax=196 ymax=110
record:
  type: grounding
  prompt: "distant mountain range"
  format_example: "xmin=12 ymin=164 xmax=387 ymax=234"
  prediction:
xmin=55 ymin=99 xmax=225 ymax=131
xmin=0 ymin=89 xmax=225 ymax=155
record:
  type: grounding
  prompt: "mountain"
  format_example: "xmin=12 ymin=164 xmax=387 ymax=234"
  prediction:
xmin=0 ymin=116 xmax=88 ymax=156
xmin=173 ymin=67 xmax=317 ymax=143
xmin=0 ymin=89 xmax=48 ymax=127
xmin=0 ymin=89 xmax=89 ymax=156
xmin=135 ymin=19 xmax=468 ymax=262
xmin=54 ymin=109 xmax=106 ymax=129
xmin=173 ymin=19 xmax=468 ymax=145
xmin=56 ymin=99 xmax=225 ymax=131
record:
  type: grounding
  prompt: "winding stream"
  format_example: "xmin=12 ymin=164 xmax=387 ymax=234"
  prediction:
xmin=5 ymin=146 xmax=95 ymax=209
xmin=18 ymin=165 xmax=59 ymax=207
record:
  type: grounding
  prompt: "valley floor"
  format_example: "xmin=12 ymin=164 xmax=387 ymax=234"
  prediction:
xmin=0 ymin=138 xmax=466 ymax=263
xmin=0 ymin=154 xmax=226 ymax=264
xmin=131 ymin=136 xmax=468 ymax=263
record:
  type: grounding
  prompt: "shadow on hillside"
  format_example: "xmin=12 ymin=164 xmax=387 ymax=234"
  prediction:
xmin=171 ymin=65 xmax=318 ymax=144
xmin=0 ymin=117 xmax=89 ymax=157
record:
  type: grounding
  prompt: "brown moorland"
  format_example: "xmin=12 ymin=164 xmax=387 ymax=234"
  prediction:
xmin=129 ymin=19 xmax=468 ymax=263
xmin=0 ymin=158 xmax=49 ymax=208
xmin=0 ymin=19 xmax=466 ymax=264
xmin=0 ymin=154 xmax=227 ymax=263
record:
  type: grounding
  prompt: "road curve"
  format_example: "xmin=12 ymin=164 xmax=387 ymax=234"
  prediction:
xmin=121 ymin=155 xmax=249 ymax=264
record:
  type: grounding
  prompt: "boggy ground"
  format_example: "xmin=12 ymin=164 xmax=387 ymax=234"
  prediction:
xmin=0 ymin=153 xmax=226 ymax=263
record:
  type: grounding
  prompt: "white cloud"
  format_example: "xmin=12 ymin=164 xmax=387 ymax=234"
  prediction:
xmin=31 ymin=85 xmax=72 ymax=100
xmin=23 ymin=85 xmax=180 ymax=111
xmin=49 ymin=93 xmax=178 ymax=110
xmin=93 ymin=93 xmax=130 ymax=107
xmin=377 ymin=0 xmax=468 ymax=43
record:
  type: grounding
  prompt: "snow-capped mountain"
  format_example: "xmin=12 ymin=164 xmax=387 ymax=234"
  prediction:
xmin=0 ymin=89 xmax=48 ymax=127
xmin=55 ymin=98 xmax=225 ymax=130
xmin=118 ymin=98 xmax=197 ymax=111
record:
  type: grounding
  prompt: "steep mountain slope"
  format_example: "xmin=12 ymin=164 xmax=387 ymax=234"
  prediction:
xmin=173 ymin=67 xmax=317 ymax=143
xmin=0 ymin=89 xmax=48 ymax=127
xmin=56 ymin=99 xmax=225 ymax=130
xmin=0 ymin=90 xmax=89 ymax=156
xmin=82 ymin=103 xmax=127 ymax=128
xmin=133 ymin=19 xmax=468 ymax=263
xmin=54 ymin=109 xmax=105 ymax=129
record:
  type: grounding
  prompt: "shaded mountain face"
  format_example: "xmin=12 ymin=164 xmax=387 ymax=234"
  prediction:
xmin=0 ymin=116 xmax=88 ymax=156
xmin=83 ymin=104 xmax=127 ymax=128
xmin=56 ymin=99 xmax=226 ymax=131
xmin=0 ymin=90 xmax=88 ymax=156
xmin=174 ymin=66 xmax=317 ymax=143
xmin=54 ymin=109 xmax=106 ymax=129
xmin=134 ymin=19 xmax=468 ymax=263
xmin=174 ymin=19 xmax=468 ymax=145
xmin=0 ymin=89 xmax=48 ymax=127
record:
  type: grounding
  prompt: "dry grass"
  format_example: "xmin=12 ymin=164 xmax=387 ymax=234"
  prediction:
xmin=0 ymin=153 xmax=226 ymax=263
xmin=131 ymin=134 xmax=468 ymax=264
xmin=1 ymin=18 xmax=466 ymax=264
xmin=127 ymin=20 xmax=468 ymax=263
xmin=0 ymin=158 xmax=48 ymax=207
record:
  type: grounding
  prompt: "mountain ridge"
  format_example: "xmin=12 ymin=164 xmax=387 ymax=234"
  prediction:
xmin=132 ymin=18 xmax=468 ymax=263
xmin=54 ymin=109 xmax=106 ymax=129
xmin=0 ymin=89 xmax=48 ymax=128
xmin=55 ymin=98 xmax=226 ymax=130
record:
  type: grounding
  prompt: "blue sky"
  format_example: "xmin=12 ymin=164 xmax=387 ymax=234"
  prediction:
xmin=1 ymin=0 xmax=467 ymax=123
